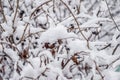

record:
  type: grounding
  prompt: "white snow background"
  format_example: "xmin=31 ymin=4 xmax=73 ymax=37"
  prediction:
xmin=0 ymin=0 xmax=120 ymax=80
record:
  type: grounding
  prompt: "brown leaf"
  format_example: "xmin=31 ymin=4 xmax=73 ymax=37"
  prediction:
xmin=20 ymin=48 xmax=29 ymax=59
xmin=44 ymin=42 xmax=55 ymax=49
xmin=50 ymin=49 xmax=55 ymax=56
xmin=71 ymin=56 xmax=78 ymax=65
xmin=44 ymin=42 xmax=50 ymax=49
xmin=58 ymin=39 xmax=63 ymax=44
xmin=49 ymin=43 xmax=55 ymax=49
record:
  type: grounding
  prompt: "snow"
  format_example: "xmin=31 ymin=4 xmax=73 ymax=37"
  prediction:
xmin=21 ymin=63 xmax=40 ymax=78
xmin=25 ymin=0 xmax=32 ymax=6
xmin=1 ymin=23 xmax=13 ymax=37
xmin=0 ymin=44 xmax=2 ymax=52
xmin=36 ymin=16 xmax=47 ymax=24
xmin=13 ymin=25 xmax=28 ymax=43
xmin=0 ymin=0 xmax=120 ymax=80
xmin=38 ymin=50 xmax=54 ymax=60
xmin=23 ymin=17 xmax=30 ymax=23
xmin=80 ymin=17 xmax=111 ymax=28
xmin=104 ymin=70 xmax=120 ymax=80
xmin=4 ymin=48 xmax=19 ymax=62
xmin=67 ymin=39 xmax=88 ymax=53
xmin=39 ymin=24 xmax=77 ymax=43
xmin=100 ymin=1 xmax=108 ymax=11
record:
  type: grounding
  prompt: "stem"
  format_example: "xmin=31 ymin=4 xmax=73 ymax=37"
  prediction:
xmin=0 ymin=24 xmax=5 ymax=32
xmin=17 ymin=0 xmax=52 ymax=45
xmin=17 ymin=23 xmax=29 ymax=44
xmin=8 ymin=0 xmax=13 ymax=10
xmin=107 ymin=56 xmax=120 ymax=69
xmin=104 ymin=0 xmax=120 ymax=31
xmin=62 ymin=58 xmax=71 ymax=69
xmin=0 ymin=0 xmax=7 ymax=23
xmin=60 ymin=0 xmax=90 ymax=49
xmin=30 ymin=0 xmax=52 ymax=19
xmin=12 ymin=0 xmax=19 ymax=30
xmin=112 ymin=44 xmax=120 ymax=55
xmin=94 ymin=61 xmax=104 ymax=80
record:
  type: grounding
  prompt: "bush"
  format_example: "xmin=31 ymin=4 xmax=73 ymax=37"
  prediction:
xmin=0 ymin=0 xmax=120 ymax=80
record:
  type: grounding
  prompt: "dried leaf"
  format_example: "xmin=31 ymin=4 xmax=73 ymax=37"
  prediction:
xmin=71 ymin=56 xmax=78 ymax=65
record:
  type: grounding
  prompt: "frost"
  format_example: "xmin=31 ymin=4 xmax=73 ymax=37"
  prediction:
xmin=68 ymin=39 xmax=88 ymax=53
xmin=25 ymin=0 xmax=32 ymax=6
xmin=37 ymin=16 xmax=47 ymax=24
xmin=39 ymin=24 xmax=77 ymax=43
xmin=0 ymin=44 xmax=2 ymax=52
xmin=104 ymin=70 xmax=120 ymax=80
xmin=0 ymin=0 xmax=120 ymax=80
xmin=23 ymin=17 xmax=30 ymax=23
xmin=80 ymin=17 xmax=111 ymax=28
xmin=38 ymin=50 xmax=54 ymax=60
xmin=13 ymin=25 xmax=28 ymax=43
xmin=21 ymin=64 xmax=40 ymax=78
xmin=4 ymin=48 xmax=19 ymax=62
xmin=100 ymin=1 xmax=108 ymax=11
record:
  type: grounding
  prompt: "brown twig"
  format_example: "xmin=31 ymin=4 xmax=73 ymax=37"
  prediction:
xmin=60 ymin=0 xmax=90 ymax=49
xmin=1 ymin=44 xmax=13 ymax=61
xmin=107 ymin=56 xmax=120 ymax=69
xmin=36 ymin=68 xmax=48 ymax=79
xmin=0 ymin=24 xmax=5 ymax=32
xmin=12 ymin=0 xmax=19 ymax=30
xmin=0 ymin=41 xmax=20 ymax=54
xmin=77 ymin=0 xmax=82 ymax=14
xmin=17 ymin=23 xmax=29 ymax=44
xmin=104 ymin=0 xmax=120 ymax=31
xmin=8 ymin=0 xmax=13 ymax=10
xmin=94 ymin=61 xmax=104 ymax=80
xmin=112 ymin=44 xmax=120 ymax=55
xmin=0 ymin=0 xmax=7 ymax=23
xmin=99 ymin=43 xmax=111 ymax=50
xmin=17 ymin=0 xmax=52 ymax=45
xmin=62 ymin=58 xmax=71 ymax=69
xmin=30 ymin=0 xmax=52 ymax=19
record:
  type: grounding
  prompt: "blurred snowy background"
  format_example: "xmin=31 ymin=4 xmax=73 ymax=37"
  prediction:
xmin=0 ymin=0 xmax=120 ymax=80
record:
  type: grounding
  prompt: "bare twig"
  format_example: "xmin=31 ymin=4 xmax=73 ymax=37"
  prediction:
xmin=94 ymin=61 xmax=104 ymax=80
xmin=99 ymin=43 xmax=111 ymax=50
xmin=0 ymin=0 xmax=7 ymax=23
xmin=17 ymin=0 xmax=52 ymax=45
xmin=8 ymin=0 xmax=13 ymax=10
xmin=36 ymin=68 xmax=48 ymax=79
xmin=62 ymin=58 xmax=71 ymax=69
xmin=60 ymin=0 xmax=90 ymax=49
xmin=0 ymin=24 xmax=5 ymax=32
xmin=12 ymin=0 xmax=19 ymax=30
xmin=0 ymin=41 xmax=20 ymax=54
xmin=107 ymin=56 xmax=120 ymax=69
xmin=30 ymin=0 xmax=52 ymax=19
xmin=112 ymin=44 xmax=120 ymax=55
xmin=104 ymin=0 xmax=120 ymax=31
xmin=17 ymin=23 xmax=29 ymax=44
xmin=24 ymin=30 xmax=45 ymax=39
xmin=77 ymin=0 xmax=82 ymax=14
xmin=1 ymin=44 xmax=13 ymax=61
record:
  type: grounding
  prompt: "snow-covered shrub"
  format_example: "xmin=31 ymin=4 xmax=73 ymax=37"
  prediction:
xmin=0 ymin=0 xmax=120 ymax=80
